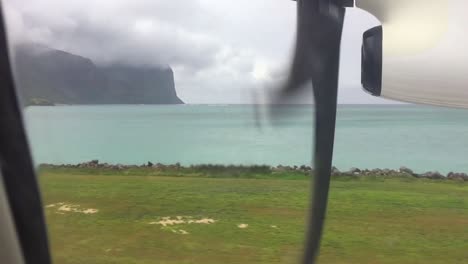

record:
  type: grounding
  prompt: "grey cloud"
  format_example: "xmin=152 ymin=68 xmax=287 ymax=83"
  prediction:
xmin=7 ymin=0 xmax=224 ymax=71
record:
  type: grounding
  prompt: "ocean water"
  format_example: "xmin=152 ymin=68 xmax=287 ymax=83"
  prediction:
xmin=24 ymin=104 xmax=468 ymax=173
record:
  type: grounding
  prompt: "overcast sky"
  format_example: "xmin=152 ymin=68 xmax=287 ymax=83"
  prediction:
xmin=4 ymin=0 xmax=396 ymax=104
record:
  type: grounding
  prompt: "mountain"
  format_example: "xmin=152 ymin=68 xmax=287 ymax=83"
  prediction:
xmin=12 ymin=44 xmax=183 ymax=105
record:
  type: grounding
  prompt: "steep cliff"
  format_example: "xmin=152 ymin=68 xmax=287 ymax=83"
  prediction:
xmin=13 ymin=44 xmax=183 ymax=105
xmin=101 ymin=65 xmax=182 ymax=104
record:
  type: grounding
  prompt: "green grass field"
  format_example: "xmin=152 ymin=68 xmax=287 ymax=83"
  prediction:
xmin=38 ymin=167 xmax=468 ymax=264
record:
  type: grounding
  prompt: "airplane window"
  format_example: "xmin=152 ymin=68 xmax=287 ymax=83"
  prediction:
xmin=2 ymin=1 xmax=467 ymax=264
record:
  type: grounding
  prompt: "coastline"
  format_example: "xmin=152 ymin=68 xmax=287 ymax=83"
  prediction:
xmin=38 ymin=160 xmax=468 ymax=181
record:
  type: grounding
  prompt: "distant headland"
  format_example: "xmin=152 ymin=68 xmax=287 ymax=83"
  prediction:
xmin=14 ymin=43 xmax=184 ymax=106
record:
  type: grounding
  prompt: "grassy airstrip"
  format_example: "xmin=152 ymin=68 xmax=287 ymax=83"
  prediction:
xmin=38 ymin=166 xmax=468 ymax=264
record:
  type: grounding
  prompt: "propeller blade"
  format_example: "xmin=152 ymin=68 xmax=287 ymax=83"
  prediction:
xmin=357 ymin=0 xmax=468 ymax=108
xmin=273 ymin=0 xmax=349 ymax=263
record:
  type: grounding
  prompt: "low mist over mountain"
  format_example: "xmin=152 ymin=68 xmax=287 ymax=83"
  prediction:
xmin=13 ymin=44 xmax=183 ymax=105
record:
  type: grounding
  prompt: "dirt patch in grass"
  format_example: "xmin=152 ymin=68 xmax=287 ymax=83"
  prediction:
xmin=46 ymin=203 xmax=99 ymax=214
xmin=149 ymin=216 xmax=216 ymax=226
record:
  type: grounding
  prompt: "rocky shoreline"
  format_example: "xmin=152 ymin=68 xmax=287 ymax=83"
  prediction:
xmin=39 ymin=160 xmax=468 ymax=181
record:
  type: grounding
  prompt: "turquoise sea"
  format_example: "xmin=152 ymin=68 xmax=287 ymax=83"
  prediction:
xmin=24 ymin=104 xmax=468 ymax=174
